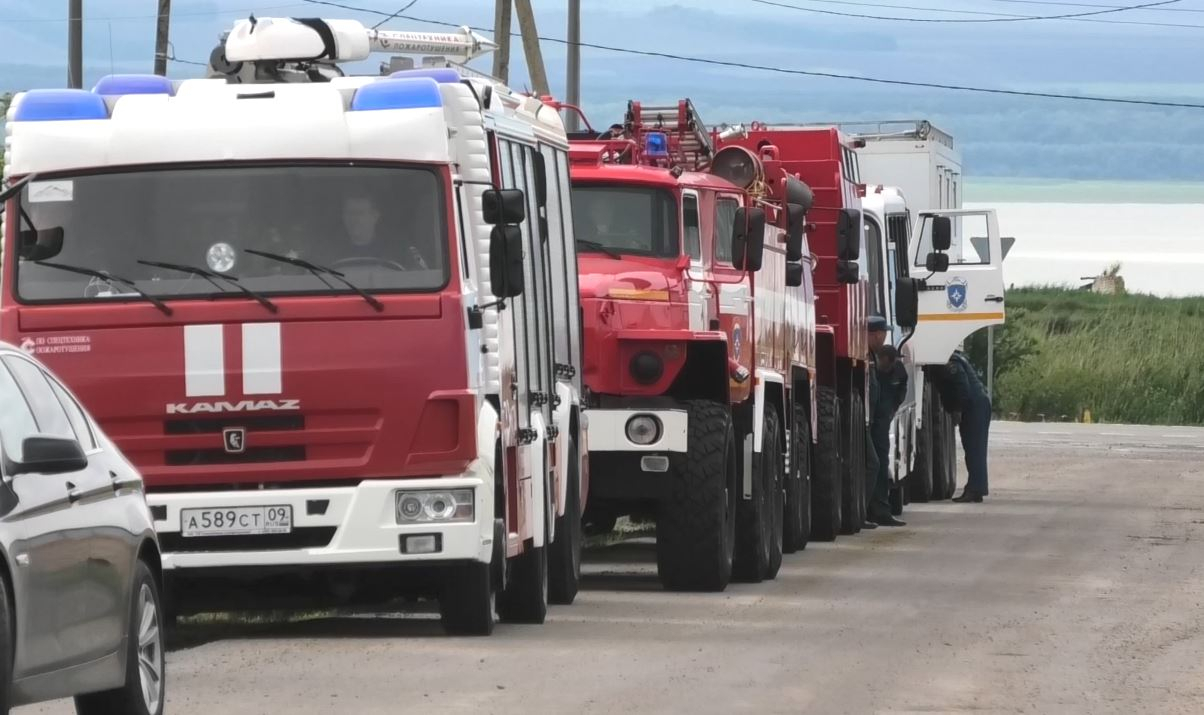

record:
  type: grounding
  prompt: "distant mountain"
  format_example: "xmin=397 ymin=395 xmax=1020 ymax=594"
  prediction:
xmin=3 ymin=0 xmax=1201 ymax=181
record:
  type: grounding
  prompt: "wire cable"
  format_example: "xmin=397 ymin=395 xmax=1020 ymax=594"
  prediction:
xmin=749 ymin=0 xmax=1184 ymax=23
xmin=370 ymin=0 xmax=419 ymax=30
xmin=760 ymin=0 xmax=1204 ymax=27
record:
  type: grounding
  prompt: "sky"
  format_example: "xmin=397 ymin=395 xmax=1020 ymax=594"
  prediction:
xmin=3 ymin=0 xmax=1204 ymax=182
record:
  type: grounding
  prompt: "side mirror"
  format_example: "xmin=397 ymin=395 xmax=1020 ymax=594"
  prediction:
xmin=785 ymin=203 xmax=806 ymax=262
xmin=836 ymin=208 xmax=861 ymax=261
xmin=18 ymin=227 xmax=65 ymax=261
xmin=836 ymin=259 xmax=860 ymax=284
xmin=6 ymin=435 xmax=88 ymax=476
xmin=931 ymin=215 xmax=952 ymax=251
xmin=531 ymin=153 xmax=548 ymax=208
xmin=925 ymin=252 xmax=950 ymax=273
xmin=482 ymin=189 xmax=526 ymax=225
xmin=489 ymin=225 xmax=525 ymax=298
xmin=732 ymin=207 xmax=766 ymax=272
xmin=895 ymin=277 xmax=919 ymax=329
xmin=785 ymin=262 xmax=804 ymax=287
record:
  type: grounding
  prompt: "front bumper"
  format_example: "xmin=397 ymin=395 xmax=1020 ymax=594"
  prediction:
xmin=587 ymin=408 xmax=689 ymax=453
xmin=150 ymin=475 xmax=493 ymax=570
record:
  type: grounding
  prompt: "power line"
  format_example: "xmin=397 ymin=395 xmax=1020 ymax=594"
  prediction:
xmin=5 ymin=3 xmax=308 ymax=23
xmin=370 ymin=0 xmax=419 ymax=30
xmin=749 ymin=0 xmax=1185 ymax=23
xmin=983 ymin=0 xmax=1204 ymax=12
xmin=266 ymin=1 xmax=1204 ymax=109
xmin=759 ymin=0 xmax=1204 ymax=27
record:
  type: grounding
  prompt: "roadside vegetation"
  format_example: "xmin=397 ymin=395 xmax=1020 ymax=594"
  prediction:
xmin=964 ymin=287 xmax=1204 ymax=426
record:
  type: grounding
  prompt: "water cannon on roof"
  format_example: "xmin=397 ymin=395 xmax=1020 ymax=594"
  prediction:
xmin=208 ymin=16 xmax=498 ymax=83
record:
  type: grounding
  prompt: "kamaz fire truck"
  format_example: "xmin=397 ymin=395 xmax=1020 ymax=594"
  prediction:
xmin=547 ymin=98 xmax=826 ymax=590
xmin=850 ymin=121 xmax=1007 ymax=506
xmin=714 ymin=125 xmax=870 ymax=541
xmin=0 ymin=17 xmax=587 ymax=636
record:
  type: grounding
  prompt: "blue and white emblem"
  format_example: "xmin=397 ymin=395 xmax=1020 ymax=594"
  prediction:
xmin=946 ymin=277 xmax=968 ymax=312
xmin=732 ymin=323 xmax=743 ymax=359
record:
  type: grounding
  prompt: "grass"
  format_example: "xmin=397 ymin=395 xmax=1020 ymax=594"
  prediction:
xmin=965 ymin=287 xmax=1204 ymax=426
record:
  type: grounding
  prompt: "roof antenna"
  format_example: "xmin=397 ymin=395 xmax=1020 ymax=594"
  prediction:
xmin=248 ymin=14 xmax=258 ymax=33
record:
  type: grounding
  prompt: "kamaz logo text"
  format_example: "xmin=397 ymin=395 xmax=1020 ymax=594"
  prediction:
xmin=166 ymin=399 xmax=301 ymax=415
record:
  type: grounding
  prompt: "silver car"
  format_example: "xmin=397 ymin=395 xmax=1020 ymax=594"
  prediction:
xmin=0 ymin=342 xmax=165 ymax=714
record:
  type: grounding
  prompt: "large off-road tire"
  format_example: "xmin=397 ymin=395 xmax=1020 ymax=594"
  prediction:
xmin=76 ymin=560 xmax=166 ymax=715
xmin=440 ymin=561 xmax=495 ymax=635
xmin=0 ymin=572 xmax=12 ymax=714
xmin=930 ymin=399 xmax=951 ymax=501
xmin=735 ymin=406 xmax=784 ymax=582
xmin=841 ymin=391 xmax=865 ymax=535
xmin=497 ymin=540 xmax=548 ymax=624
xmin=908 ymin=382 xmax=935 ymax=503
xmin=810 ymin=387 xmax=843 ymax=542
xmin=656 ymin=400 xmax=737 ymax=592
xmin=783 ymin=399 xmax=812 ymax=554
xmin=944 ymin=407 xmax=960 ymax=499
xmin=548 ymin=436 xmax=583 ymax=605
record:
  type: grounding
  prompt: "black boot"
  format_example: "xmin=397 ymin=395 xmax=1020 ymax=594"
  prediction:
xmin=953 ymin=489 xmax=984 ymax=503
xmin=870 ymin=514 xmax=906 ymax=527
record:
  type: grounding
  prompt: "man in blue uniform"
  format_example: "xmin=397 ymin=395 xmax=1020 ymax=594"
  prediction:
xmin=937 ymin=351 xmax=992 ymax=503
xmin=867 ymin=316 xmax=907 ymax=526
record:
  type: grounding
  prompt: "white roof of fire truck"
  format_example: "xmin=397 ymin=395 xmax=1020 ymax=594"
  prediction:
xmin=3 ymin=17 xmax=566 ymax=181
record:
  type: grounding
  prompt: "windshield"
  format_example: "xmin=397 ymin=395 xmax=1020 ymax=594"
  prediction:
xmin=14 ymin=164 xmax=450 ymax=303
xmin=571 ymin=185 xmax=678 ymax=258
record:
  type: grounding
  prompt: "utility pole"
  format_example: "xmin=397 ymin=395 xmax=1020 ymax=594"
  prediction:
xmin=68 ymin=0 xmax=83 ymax=88
xmin=512 ymin=0 xmax=549 ymax=96
xmin=492 ymin=0 xmax=512 ymax=83
xmin=566 ymin=0 xmax=580 ymax=131
xmin=154 ymin=0 xmax=172 ymax=76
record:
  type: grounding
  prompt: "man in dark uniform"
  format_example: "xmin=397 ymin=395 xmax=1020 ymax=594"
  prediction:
xmin=935 ymin=350 xmax=992 ymax=503
xmin=866 ymin=316 xmax=907 ymax=527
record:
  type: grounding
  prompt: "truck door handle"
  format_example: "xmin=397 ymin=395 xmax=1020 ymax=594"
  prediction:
xmin=985 ymin=295 xmax=1004 ymax=303
xmin=67 ymin=482 xmax=82 ymax=503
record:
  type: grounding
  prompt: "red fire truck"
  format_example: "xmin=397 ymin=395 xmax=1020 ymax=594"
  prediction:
xmin=549 ymin=99 xmax=829 ymax=590
xmin=715 ymin=125 xmax=870 ymax=540
xmin=0 ymin=17 xmax=587 ymax=636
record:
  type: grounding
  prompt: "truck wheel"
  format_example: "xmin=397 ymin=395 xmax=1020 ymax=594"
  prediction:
xmin=735 ymin=405 xmax=784 ymax=582
xmin=656 ymin=400 xmax=737 ymax=592
xmin=497 ymin=540 xmax=548 ymax=624
xmin=930 ymin=400 xmax=951 ymax=501
xmin=440 ymin=561 xmax=495 ymax=635
xmin=841 ymin=392 xmax=865 ymax=535
xmin=75 ymin=561 xmax=166 ymax=715
xmin=809 ymin=387 xmax=842 ymax=542
xmin=908 ymin=382 xmax=934 ymax=503
xmin=783 ymin=400 xmax=812 ymax=554
xmin=945 ymin=408 xmax=960 ymax=499
xmin=548 ymin=436 xmax=583 ymax=605
xmin=889 ymin=483 xmax=904 ymax=516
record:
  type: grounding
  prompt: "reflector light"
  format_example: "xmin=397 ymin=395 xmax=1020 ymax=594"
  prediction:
xmin=389 ymin=68 xmax=461 ymax=84
xmin=351 ymin=77 xmax=443 ymax=111
xmin=12 ymin=90 xmax=108 ymax=122
xmin=93 ymin=74 xmax=174 ymax=96
xmin=645 ymin=131 xmax=669 ymax=158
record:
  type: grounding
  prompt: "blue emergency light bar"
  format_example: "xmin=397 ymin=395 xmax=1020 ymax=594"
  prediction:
xmin=645 ymin=132 xmax=669 ymax=158
xmin=93 ymin=74 xmax=175 ymax=96
xmin=12 ymin=89 xmax=109 ymax=122
xmin=351 ymin=77 xmax=443 ymax=112
xmin=389 ymin=68 xmax=460 ymax=84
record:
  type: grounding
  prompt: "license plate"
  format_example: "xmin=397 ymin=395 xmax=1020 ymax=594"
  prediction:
xmin=180 ymin=505 xmax=293 ymax=537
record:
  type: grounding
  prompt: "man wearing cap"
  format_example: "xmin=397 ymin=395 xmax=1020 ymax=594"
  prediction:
xmin=867 ymin=316 xmax=907 ymax=527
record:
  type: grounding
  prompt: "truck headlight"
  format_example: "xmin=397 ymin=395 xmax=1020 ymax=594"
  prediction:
xmin=395 ymin=489 xmax=474 ymax=524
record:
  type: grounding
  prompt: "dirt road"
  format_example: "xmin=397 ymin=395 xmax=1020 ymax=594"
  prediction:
xmin=22 ymin=422 xmax=1204 ymax=714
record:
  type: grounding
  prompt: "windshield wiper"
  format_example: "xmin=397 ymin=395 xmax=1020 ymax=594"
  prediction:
xmin=576 ymin=239 xmax=622 ymax=260
xmin=137 ymin=259 xmax=278 ymax=314
xmin=33 ymin=261 xmax=172 ymax=316
xmin=244 ymin=249 xmax=384 ymax=312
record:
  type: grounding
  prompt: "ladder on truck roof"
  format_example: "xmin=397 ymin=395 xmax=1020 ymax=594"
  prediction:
xmin=625 ymin=99 xmax=714 ymax=170
xmin=740 ymin=119 xmax=955 ymax=150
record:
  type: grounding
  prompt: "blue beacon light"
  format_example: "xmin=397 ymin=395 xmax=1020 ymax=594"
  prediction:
xmin=12 ymin=89 xmax=109 ymax=122
xmin=351 ymin=77 xmax=444 ymax=111
xmin=645 ymin=132 xmax=669 ymax=158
